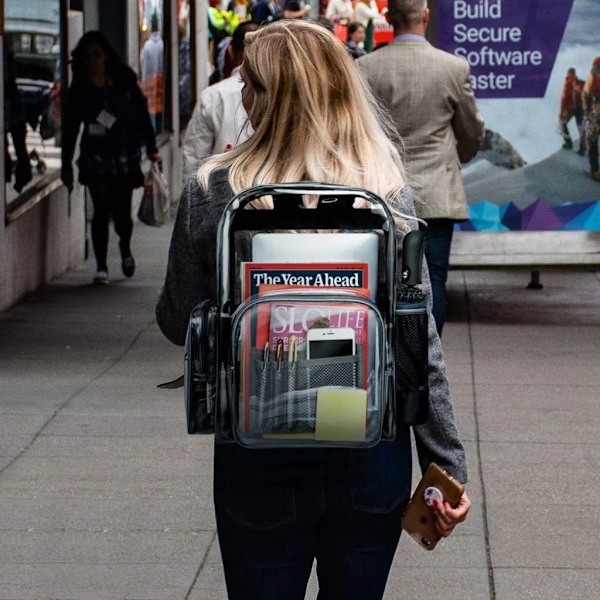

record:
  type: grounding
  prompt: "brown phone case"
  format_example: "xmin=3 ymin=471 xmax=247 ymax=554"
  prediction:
xmin=401 ymin=463 xmax=464 ymax=551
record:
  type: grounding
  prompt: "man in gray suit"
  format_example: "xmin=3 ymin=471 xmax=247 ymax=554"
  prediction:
xmin=357 ymin=0 xmax=484 ymax=336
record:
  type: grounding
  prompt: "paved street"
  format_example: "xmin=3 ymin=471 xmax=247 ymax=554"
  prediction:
xmin=1 ymin=214 xmax=599 ymax=599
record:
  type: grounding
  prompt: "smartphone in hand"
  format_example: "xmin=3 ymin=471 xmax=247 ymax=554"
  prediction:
xmin=401 ymin=463 xmax=464 ymax=551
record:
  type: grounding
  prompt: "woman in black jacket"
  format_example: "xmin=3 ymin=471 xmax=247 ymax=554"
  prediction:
xmin=61 ymin=31 xmax=159 ymax=285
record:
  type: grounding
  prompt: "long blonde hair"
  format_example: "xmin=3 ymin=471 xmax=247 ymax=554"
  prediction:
xmin=198 ymin=19 xmax=406 ymax=214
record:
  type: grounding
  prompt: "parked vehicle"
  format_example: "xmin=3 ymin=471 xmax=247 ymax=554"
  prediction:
xmin=5 ymin=0 xmax=61 ymax=146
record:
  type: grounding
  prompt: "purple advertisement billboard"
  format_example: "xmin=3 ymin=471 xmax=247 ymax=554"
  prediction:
xmin=437 ymin=0 xmax=575 ymax=99
xmin=436 ymin=0 xmax=600 ymax=233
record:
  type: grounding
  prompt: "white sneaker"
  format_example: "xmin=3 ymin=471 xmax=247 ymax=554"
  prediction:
xmin=93 ymin=270 xmax=109 ymax=285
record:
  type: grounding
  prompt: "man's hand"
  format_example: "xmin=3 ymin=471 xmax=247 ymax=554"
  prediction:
xmin=431 ymin=492 xmax=471 ymax=538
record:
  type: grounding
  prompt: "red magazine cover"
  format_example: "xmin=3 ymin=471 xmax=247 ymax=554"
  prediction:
xmin=267 ymin=299 xmax=370 ymax=394
xmin=256 ymin=284 xmax=370 ymax=349
xmin=268 ymin=301 xmax=368 ymax=354
xmin=242 ymin=262 xmax=368 ymax=348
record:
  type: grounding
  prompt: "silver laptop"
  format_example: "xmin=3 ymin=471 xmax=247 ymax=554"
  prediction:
xmin=251 ymin=233 xmax=379 ymax=299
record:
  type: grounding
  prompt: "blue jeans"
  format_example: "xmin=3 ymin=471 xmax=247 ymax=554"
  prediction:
xmin=424 ymin=219 xmax=454 ymax=336
xmin=213 ymin=428 xmax=412 ymax=600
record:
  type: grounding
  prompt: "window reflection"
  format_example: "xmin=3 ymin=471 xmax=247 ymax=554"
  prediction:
xmin=139 ymin=0 xmax=165 ymax=134
xmin=4 ymin=0 xmax=61 ymax=200
xmin=178 ymin=0 xmax=193 ymax=129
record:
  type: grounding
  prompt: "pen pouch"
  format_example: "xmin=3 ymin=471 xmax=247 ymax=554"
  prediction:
xmin=228 ymin=290 xmax=391 ymax=448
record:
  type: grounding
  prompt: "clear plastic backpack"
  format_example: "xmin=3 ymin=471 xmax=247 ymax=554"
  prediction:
xmin=184 ymin=183 xmax=429 ymax=448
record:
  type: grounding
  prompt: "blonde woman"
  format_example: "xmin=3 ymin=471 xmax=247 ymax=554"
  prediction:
xmin=156 ymin=19 xmax=469 ymax=599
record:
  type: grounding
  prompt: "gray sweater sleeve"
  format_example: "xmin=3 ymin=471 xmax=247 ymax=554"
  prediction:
xmin=397 ymin=187 xmax=468 ymax=484
xmin=156 ymin=171 xmax=232 ymax=345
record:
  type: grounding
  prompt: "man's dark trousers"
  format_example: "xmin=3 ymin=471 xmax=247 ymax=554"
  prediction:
xmin=424 ymin=218 xmax=454 ymax=336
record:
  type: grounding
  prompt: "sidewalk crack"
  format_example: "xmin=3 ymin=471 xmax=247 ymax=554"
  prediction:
xmin=463 ymin=271 xmax=496 ymax=600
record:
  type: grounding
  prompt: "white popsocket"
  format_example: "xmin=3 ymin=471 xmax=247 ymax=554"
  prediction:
xmin=423 ymin=486 xmax=443 ymax=507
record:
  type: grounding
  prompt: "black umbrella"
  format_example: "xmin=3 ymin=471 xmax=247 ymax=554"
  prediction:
xmin=394 ymin=229 xmax=429 ymax=425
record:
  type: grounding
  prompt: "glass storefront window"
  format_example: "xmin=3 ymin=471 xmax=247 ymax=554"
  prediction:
xmin=4 ymin=0 xmax=62 ymax=203
xmin=139 ymin=0 xmax=166 ymax=134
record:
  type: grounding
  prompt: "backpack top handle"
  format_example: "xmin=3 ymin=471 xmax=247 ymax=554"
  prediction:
xmin=217 ymin=183 xmax=398 ymax=317
xmin=226 ymin=183 xmax=394 ymax=231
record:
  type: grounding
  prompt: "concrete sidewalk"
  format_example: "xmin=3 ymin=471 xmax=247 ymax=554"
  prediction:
xmin=1 ymin=215 xmax=599 ymax=599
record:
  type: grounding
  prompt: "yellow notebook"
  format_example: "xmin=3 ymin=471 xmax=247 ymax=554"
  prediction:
xmin=315 ymin=387 xmax=367 ymax=442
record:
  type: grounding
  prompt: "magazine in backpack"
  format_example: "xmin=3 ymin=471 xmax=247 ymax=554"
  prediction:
xmin=184 ymin=183 xmax=430 ymax=448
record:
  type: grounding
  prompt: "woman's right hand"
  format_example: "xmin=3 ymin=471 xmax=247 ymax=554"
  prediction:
xmin=61 ymin=167 xmax=74 ymax=192
xmin=431 ymin=491 xmax=471 ymax=538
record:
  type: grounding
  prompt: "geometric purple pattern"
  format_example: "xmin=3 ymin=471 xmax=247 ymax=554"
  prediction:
xmin=456 ymin=198 xmax=600 ymax=231
xmin=521 ymin=199 xmax=563 ymax=231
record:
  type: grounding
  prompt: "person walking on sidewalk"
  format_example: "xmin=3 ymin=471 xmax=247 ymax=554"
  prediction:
xmin=61 ymin=31 xmax=160 ymax=285
xmin=346 ymin=21 xmax=367 ymax=59
xmin=182 ymin=21 xmax=259 ymax=178
xmin=157 ymin=20 xmax=470 ymax=599
xmin=140 ymin=13 xmax=165 ymax=132
xmin=357 ymin=0 xmax=484 ymax=336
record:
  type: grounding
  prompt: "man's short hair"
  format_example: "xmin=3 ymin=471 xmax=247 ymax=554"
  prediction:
xmin=232 ymin=21 xmax=260 ymax=55
xmin=387 ymin=0 xmax=427 ymax=31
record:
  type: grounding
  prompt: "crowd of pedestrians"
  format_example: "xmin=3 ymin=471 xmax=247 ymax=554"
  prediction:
xmin=41 ymin=0 xmax=600 ymax=597
xmin=208 ymin=0 xmax=388 ymax=65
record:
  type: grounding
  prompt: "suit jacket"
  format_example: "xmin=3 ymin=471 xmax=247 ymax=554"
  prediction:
xmin=357 ymin=38 xmax=484 ymax=220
